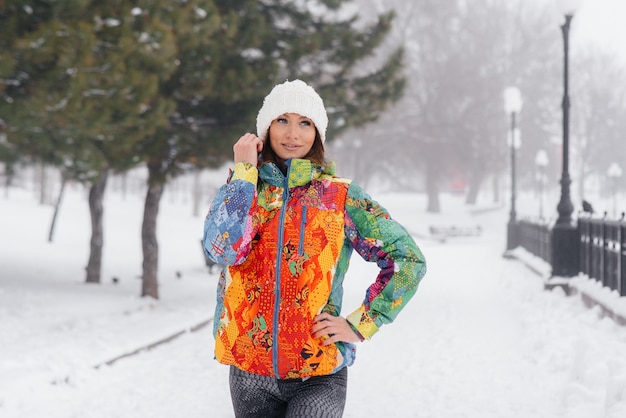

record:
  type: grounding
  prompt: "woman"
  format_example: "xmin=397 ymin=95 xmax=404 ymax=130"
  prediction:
xmin=203 ymin=79 xmax=426 ymax=417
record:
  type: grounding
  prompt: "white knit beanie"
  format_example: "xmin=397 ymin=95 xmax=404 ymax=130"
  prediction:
xmin=256 ymin=79 xmax=328 ymax=144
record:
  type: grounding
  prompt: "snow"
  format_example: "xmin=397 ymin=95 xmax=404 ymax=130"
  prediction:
xmin=2 ymin=172 xmax=626 ymax=418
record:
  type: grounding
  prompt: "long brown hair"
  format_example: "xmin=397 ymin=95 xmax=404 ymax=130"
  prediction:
xmin=260 ymin=130 xmax=326 ymax=173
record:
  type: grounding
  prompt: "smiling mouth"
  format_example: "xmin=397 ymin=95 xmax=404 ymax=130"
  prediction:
xmin=282 ymin=144 xmax=300 ymax=150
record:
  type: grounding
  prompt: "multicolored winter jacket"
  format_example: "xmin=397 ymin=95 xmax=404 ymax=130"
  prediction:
xmin=203 ymin=158 xmax=426 ymax=379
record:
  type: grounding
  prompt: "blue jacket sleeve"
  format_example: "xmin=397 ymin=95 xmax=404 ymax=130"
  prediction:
xmin=202 ymin=162 xmax=259 ymax=266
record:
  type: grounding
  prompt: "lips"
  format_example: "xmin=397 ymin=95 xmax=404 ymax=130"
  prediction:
xmin=281 ymin=143 xmax=300 ymax=151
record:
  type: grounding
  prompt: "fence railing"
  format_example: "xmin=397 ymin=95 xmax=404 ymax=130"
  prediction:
xmin=517 ymin=220 xmax=552 ymax=264
xmin=517 ymin=216 xmax=626 ymax=297
xmin=579 ymin=217 xmax=626 ymax=296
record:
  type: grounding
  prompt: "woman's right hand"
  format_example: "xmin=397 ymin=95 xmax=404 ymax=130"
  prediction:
xmin=233 ymin=133 xmax=263 ymax=166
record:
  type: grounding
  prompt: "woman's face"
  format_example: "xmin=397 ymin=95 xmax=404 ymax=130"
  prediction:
xmin=268 ymin=113 xmax=316 ymax=160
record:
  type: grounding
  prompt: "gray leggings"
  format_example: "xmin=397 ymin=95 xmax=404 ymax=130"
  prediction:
xmin=229 ymin=366 xmax=348 ymax=418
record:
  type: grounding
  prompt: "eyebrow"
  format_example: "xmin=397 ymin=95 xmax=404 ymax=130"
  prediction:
xmin=278 ymin=113 xmax=311 ymax=121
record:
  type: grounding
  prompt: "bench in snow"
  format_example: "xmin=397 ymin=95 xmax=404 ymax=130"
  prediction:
xmin=429 ymin=225 xmax=482 ymax=238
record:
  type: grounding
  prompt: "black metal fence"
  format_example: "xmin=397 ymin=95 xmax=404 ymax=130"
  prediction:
xmin=579 ymin=217 xmax=626 ymax=296
xmin=517 ymin=220 xmax=551 ymax=264
xmin=517 ymin=216 xmax=626 ymax=297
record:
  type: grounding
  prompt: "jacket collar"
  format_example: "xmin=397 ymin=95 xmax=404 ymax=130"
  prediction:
xmin=259 ymin=159 xmax=335 ymax=188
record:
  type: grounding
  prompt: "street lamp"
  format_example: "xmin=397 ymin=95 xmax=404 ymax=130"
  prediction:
xmin=504 ymin=86 xmax=522 ymax=251
xmin=607 ymin=162 xmax=623 ymax=218
xmin=535 ymin=149 xmax=549 ymax=220
xmin=555 ymin=0 xmax=582 ymax=226
xmin=551 ymin=0 xmax=582 ymax=277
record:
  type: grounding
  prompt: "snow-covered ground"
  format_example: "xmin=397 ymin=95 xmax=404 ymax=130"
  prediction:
xmin=1 ymin=171 xmax=626 ymax=418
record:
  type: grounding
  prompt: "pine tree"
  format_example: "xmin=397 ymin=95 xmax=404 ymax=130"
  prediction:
xmin=132 ymin=0 xmax=405 ymax=299
xmin=3 ymin=0 xmax=405 ymax=298
xmin=2 ymin=0 xmax=176 ymax=283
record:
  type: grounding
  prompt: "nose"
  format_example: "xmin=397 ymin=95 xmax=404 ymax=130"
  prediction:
xmin=286 ymin=123 xmax=298 ymax=140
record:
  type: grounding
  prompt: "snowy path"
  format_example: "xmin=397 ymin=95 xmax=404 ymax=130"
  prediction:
xmin=7 ymin=238 xmax=626 ymax=417
xmin=348 ymin=240 xmax=565 ymax=418
xmin=2 ymin=189 xmax=626 ymax=417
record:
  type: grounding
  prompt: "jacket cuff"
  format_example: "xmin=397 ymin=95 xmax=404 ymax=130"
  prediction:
xmin=347 ymin=306 xmax=380 ymax=340
xmin=347 ymin=322 xmax=366 ymax=342
xmin=230 ymin=162 xmax=258 ymax=184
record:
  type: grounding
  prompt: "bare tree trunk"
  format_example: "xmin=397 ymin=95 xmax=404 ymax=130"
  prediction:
xmin=493 ymin=175 xmax=500 ymax=203
xmin=192 ymin=168 xmax=201 ymax=217
xmin=120 ymin=172 xmax=128 ymax=200
xmin=4 ymin=168 xmax=12 ymax=198
xmin=425 ymin=163 xmax=440 ymax=213
xmin=48 ymin=173 xmax=68 ymax=242
xmin=85 ymin=169 xmax=109 ymax=284
xmin=141 ymin=165 xmax=165 ymax=299
xmin=39 ymin=162 xmax=47 ymax=205
xmin=465 ymin=172 xmax=484 ymax=205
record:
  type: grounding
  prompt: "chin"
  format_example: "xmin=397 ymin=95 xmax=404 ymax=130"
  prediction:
xmin=279 ymin=153 xmax=306 ymax=160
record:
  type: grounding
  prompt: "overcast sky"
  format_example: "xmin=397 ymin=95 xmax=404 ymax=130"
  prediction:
xmin=563 ymin=0 xmax=626 ymax=62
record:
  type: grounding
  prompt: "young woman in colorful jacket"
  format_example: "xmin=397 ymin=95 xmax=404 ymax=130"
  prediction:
xmin=203 ymin=79 xmax=426 ymax=417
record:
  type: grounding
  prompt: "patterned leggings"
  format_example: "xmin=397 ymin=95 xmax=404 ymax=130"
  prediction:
xmin=229 ymin=366 xmax=348 ymax=418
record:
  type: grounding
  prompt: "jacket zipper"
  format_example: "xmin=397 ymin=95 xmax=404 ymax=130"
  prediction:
xmin=272 ymin=160 xmax=291 ymax=378
xmin=299 ymin=205 xmax=307 ymax=256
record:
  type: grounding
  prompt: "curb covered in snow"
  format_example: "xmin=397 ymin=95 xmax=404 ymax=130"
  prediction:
xmin=504 ymin=247 xmax=626 ymax=327
xmin=94 ymin=317 xmax=214 ymax=369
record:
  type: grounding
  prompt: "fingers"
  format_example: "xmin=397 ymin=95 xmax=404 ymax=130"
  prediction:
xmin=233 ymin=133 xmax=263 ymax=165
xmin=311 ymin=314 xmax=360 ymax=345
xmin=235 ymin=132 xmax=261 ymax=145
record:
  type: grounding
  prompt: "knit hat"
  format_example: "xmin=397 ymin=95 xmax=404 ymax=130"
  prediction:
xmin=256 ymin=79 xmax=328 ymax=144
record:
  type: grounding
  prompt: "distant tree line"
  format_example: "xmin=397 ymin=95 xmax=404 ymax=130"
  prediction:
xmin=0 ymin=0 xmax=405 ymax=298
xmin=2 ymin=0 xmax=625 ymax=297
xmin=345 ymin=0 xmax=626 ymax=212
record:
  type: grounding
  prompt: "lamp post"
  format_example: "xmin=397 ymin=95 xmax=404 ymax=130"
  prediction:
xmin=504 ymin=86 xmax=522 ymax=251
xmin=607 ymin=162 xmax=623 ymax=218
xmin=535 ymin=149 xmax=549 ymax=220
xmin=551 ymin=0 xmax=582 ymax=277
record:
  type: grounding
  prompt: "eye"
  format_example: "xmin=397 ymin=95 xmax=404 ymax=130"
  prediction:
xmin=276 ymin=117 xmax=288 ymax=124
xmin=300 ymin=120 xmax=312 ymax=127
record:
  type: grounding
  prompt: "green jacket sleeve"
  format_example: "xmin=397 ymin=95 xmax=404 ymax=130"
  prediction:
xmin=344 ymin=182 xmax=427 ymax=339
